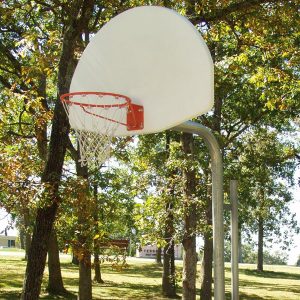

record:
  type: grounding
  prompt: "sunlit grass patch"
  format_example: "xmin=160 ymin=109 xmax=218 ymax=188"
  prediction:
xmin=0 ymin=252 xmax=300 ymax=299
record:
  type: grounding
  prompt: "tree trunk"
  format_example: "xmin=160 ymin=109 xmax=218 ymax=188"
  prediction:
xmin=79 ymin=252 xmax=92 ymax=299
xmin=238 ymin=230 xmax=243 ymax=263
xmin=257 ymin=215 xmax=264 ymax=272
xmin=162 ymin=236 xmax=176 ymax=297
xmin=21 ymin=3 xmax=95 ymax=298
xmin=20 ymin=2 xmax=95 ymax=298
xmin=162 ymin=132 xmax=177 ymax=298
xmin=200 ymin=234 xmax=213 ymax=300
xmin=156 ymin=246 xmax=162 ymax=265
xmin=200 ymin=181 xmax=213 ymax=300
xmin=181 ymin=133 xmax=197 ymax=300
xmin=93 ymin=183 xmax=103 ymax=283
xmin=47 ymin=230 xmax=66 ymax=294
xmin=72 ymin=253 xmax=79 ymax=265
xmin=75 ymin=153 xmax=92 ymax=299
xmin=24 ymin=231 xmax=31 ymax=261
xmin=182 ymin=237 xmax=197 ymax=300
xmin=19 ymin=228 xmax=25 ymax=250
xmin=21 ymin=203 xmax=58 ymax=300
xmin=94 ymin=252 xmax=104 ymax=283
xmin=23 ymin=208 xmax=31 ymax=261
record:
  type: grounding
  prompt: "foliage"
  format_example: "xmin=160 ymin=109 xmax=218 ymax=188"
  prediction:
xmin=233 ymin=129 xmax=299 ymax=250
xmin=224 ymin=241 xmax=288 ymax=265
xmin=0 ymin=0 xmax=300 ymax=297
xmin=55 ymin=164 xmax=136 ymax=267
xmin=131 ymin=132 xmax=210 ymax=249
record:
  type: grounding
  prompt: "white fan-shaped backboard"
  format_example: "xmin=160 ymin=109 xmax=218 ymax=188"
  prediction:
xmin=69 ymin=6 xmax=214 ymax=136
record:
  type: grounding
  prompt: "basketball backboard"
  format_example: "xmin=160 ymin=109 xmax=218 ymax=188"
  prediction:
xmin=68 ymin=6 xmax=213 ymax=137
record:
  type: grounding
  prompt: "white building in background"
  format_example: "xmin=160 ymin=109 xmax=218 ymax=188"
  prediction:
xmin=0 ymin=235 xmax=20 ymax=248
xmin=136 ymin=244 xmax=182 ymax=259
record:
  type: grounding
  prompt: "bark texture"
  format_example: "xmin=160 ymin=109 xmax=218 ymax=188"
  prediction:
xmin=162 ymin=246 xmax=176 ymax=297
xmin=94 ymin=252 xmax=104 ymax=283
xmin=76 ymin=151 xmax=92 ymax=299
xmin=162 ymin=132 xmax=177 ymax=298
xmin=21 ymin=2 xmax=95 ymax=298
xmin=21 ymin=203 xmax=59 ymax=299
xmin=93 ymin=184 xmax=104 ymax=283
xmin=156 ymin=246 xmax=162 ymax=265
xmin=23 ymin=209 xmax=31 ymax=261
xmin=47 ymin=230 xmax=66 ymax=294
xmin=200 ymin=180 xmax=213 ymax=300
xmin=181 ymin=133 xmax=197 ymax=300
xmin=79 ymin=253 xmax=92 ymax=299
xmin=200 ymin=234 xmax=213 ymax=300
xmin=257 ymin=215 xmax=264 ymax=272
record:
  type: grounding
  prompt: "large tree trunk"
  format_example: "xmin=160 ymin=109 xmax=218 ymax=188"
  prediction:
xmin=200 ymin=182 xmax=213 ymax=300
xmin=162 ymin=132 xmax=176 ymax=298
xmin=24 ymin=231 xmax=31 ymax=261
xmin=79 ymin=252 xmax=92 ymax=299
xmin=47 ymin=230 xmax=66 ymax=294
xmin=21 ymin=203 xmax=58 ymax=299
xmin=93 ymin=184 xmax=104 ymax=283
xmin=200 ymin=234 xmax=213 ymax=300
xmin=181 ymin=133 xmax=197 ymax=300
xmin=257 ymin=215 xmax=264 ymax=272
xmin=162 ymin=235 xmax=176 ymax=298
xmin=21 ymin=2 xmax=95 ymax=298
xmin=94 ymin=252 xmax=104 ymax=283
xmin=75 ymin=154 xmax=92 ymax=299
xmin=76 ymin=178 xmax=92 ymax=299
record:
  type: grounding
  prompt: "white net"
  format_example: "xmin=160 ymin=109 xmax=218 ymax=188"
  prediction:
xmin=61 ymin=93 xmax=127 ymax=167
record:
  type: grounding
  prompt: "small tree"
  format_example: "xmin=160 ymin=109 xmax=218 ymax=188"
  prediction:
xmin=296 ymin=255 xmax=300 ymax=267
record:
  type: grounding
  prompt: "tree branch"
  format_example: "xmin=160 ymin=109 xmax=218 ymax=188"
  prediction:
xmin=6 ymin=131 xmax=35 ymax=139
xmin=0 ymin=74 xmax=13 ymax=89
xmin=0 ymin=42 xmax=22 ymax=73
xmin=191 ymin=0 xmax=283 ymax=24
xmin=66 ymin=136 xmax=79 ymax=162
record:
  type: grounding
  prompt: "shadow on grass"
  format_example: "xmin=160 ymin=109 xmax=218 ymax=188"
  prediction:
xmin=212 ymin=290 xmax=267 ymax=300
xmin=239 ymin=280 xmax=300 ymax=295
xmin=243 ymin=269 xmax=300 ymax=281
xmin=59 ymin=262 xmax=78 ymax=271
xmin=40 ymin=290 xmax=77 ymax=299
xmin=0 ymin=289 xmax=77 ymax=300
xmin=102 ymin=263 xmax=163 ymax=279
xmin=93 ymin=280 xmax=181 ymax=299
xmin=0 ymin=258 xmax=25 ymax=265
xmin=0 ymin=291 xmax=21 ymax=300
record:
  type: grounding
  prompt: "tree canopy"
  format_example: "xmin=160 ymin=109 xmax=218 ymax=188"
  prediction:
xmin=0 ymin=1 xmax=299 ymax=299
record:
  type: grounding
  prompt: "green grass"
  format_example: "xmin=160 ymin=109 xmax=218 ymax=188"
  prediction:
xmin=0 ymin=248 xmax=24 ymax=252
xmin=0 ymin=251 xmax=300 ymax=299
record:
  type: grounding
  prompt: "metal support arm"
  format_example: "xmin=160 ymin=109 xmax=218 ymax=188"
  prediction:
xmin=172 ymin=121 xmax=225 ymax=300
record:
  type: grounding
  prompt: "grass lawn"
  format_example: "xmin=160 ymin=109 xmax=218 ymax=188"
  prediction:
xmin=0 ymin=250 xmax=300 ymax=299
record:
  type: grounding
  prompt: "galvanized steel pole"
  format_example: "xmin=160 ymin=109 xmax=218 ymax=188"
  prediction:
xmin=230 ymin=180 xmax=239 ymax=300
xmin=172 ymin=121 xmax=225 ymax=300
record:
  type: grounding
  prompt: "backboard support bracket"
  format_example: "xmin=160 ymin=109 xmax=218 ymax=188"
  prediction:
xmin=127 ymin=104 xmax=144 ymax=131
xmin=172 ymin=121 xmax=225 ymax=300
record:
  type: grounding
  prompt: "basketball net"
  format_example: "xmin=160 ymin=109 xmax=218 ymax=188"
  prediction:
xmin=61 ymin=93 xmax=127 ymax=167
